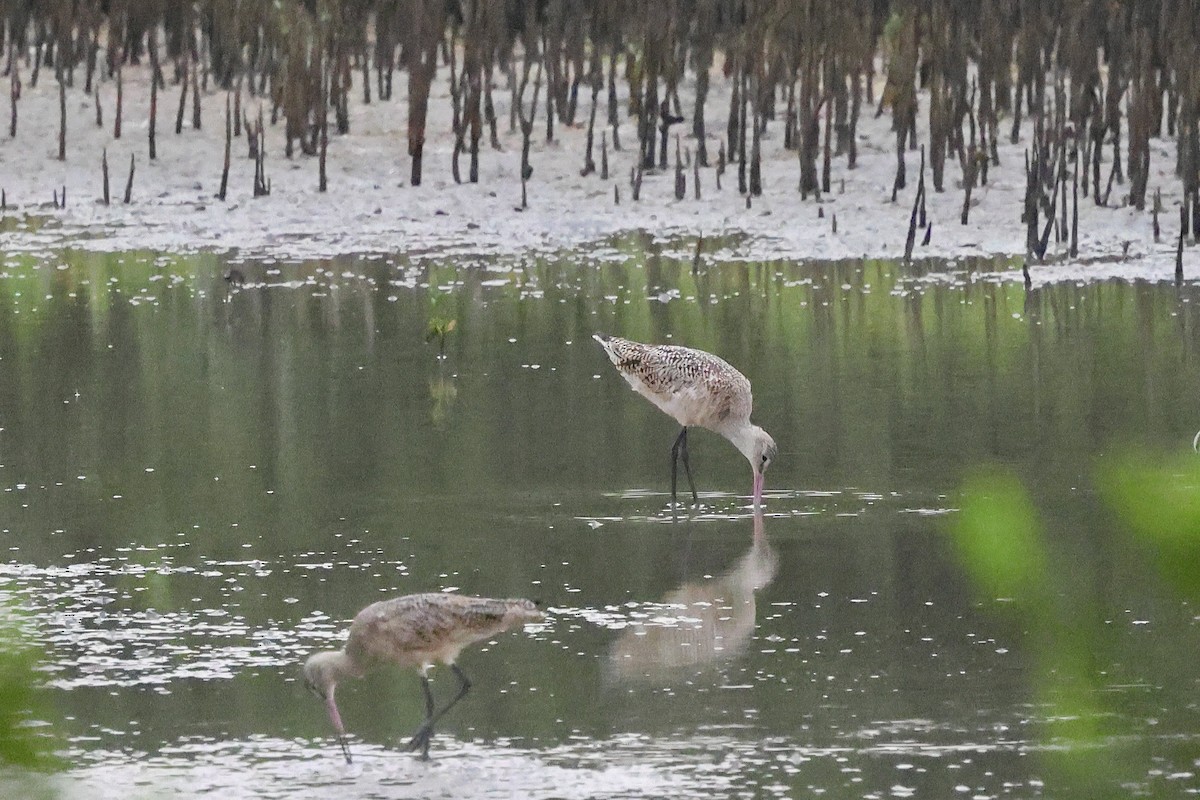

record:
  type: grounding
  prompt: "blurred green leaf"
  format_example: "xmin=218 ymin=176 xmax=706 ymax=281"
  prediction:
xmin=0 ymin=607 xmax=59 ymax=772
xmin=1098 ymin=452 xmax=1200 ymax=600
xmin=951 ymin=468 xmax=1050 ymax=608
xmin=951 ymin=470 xmax=1126 ymax=797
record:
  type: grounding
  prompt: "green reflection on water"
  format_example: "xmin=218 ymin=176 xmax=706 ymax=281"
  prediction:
xmin=0 ymin=246 xmax=1199 ymax=797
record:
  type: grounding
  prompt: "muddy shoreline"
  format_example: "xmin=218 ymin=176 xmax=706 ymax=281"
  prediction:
xmin=0 ymin=60 xmax=1192 ymax=285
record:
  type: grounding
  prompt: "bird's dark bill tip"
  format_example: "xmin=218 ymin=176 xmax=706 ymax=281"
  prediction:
xmin=593 ymin=332 xmax=611 ymax=342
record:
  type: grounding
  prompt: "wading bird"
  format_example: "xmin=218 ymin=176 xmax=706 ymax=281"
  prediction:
xmin=593 ymin=333 xmax=777 ymax=506
xmin=302 ymin=593 xmax=544 ymax=762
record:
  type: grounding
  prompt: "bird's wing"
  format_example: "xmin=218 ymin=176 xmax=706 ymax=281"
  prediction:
xmin=618 ymin=344 xmax=710 ymax=392
xmin=598 ymin=337 xmax=754 ymax=426
xmin=346 ymin=595 xmax=513 ymax=665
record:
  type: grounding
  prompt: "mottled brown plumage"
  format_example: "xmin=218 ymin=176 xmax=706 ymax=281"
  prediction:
xmin=600 ymin=336 xmax=753 ymax=428
xmin=303 ymin=593 xmax=544 ymax=762
xmin=346 ymin=594 xmax=539 ymax=669
xmin=594 ymin=333 xmax=777 ymax=505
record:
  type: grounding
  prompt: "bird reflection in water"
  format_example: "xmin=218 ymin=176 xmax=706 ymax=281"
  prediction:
xmin=608 ymin=511 xmax=778 ymax=680
xmin=429 ymin=374 xmax=458 ymax=427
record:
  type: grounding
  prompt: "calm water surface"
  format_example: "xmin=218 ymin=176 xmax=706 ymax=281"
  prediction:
xmin=1 ymin=243 xmax=1200 ymax=798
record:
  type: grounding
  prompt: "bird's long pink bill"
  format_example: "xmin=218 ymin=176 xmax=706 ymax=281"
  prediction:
xmin=752 ymin=472 xmax=765 ymax=507
xmin=325 ymin=692 xmax=352 ymax=764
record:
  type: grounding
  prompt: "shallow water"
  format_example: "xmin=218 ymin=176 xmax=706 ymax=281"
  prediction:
xmin=1 ymin=244 xmax=1200 ymax=798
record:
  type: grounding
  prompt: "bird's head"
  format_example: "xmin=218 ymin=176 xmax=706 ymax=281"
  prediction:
xmin=731 ymin=424 xmax=777 ymax=473
xmin=737 ymin=426 xmax=777 ymax=506
xmin=752 ymin=427 xmax=778 ymax=476
xmin=303 ymin=649 xmax=355 ymax=756
xmin=302 ymin=651 xmax=351 ymax=700
xmin=505 ymin=597 xmax=547 ymax=626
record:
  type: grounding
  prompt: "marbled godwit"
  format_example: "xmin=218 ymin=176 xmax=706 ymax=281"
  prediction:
xmin=594 ymin=333 xmax=777 ymax=505
xmin=302 ymin=593 xmax=544 ymax=762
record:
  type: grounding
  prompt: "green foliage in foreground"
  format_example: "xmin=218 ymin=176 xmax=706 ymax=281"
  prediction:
xmin=954 ymin=470 xmax=1050 ymax=611
xmin=1099 ymin=453 xmax=1200 ymax=602
xmin=0 ymin=620 xmax=56 ymax=768
xmin=952 ymin=452 xmax=1200 ymax=798
xmin=954 ymin=470 xmax=1112 ymax=794
xmin=0 ymin=604 xmax=61 ymax=797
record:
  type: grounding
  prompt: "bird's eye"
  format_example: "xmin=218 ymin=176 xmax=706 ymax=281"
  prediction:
xmin=761 ymin=454 xmax=769 ymax=464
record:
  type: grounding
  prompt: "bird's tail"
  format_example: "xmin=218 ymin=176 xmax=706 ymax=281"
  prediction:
xmin=592 ymin=333 xmax=634 ymax=366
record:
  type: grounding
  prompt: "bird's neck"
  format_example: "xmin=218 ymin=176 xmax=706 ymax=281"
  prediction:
xmin=319 ymin=650 xmax=365 ymax=686
xmin=725 ymin=422 xmax=762 ymax=472
xmin=340 ymin=650 xmax=363 ymax=674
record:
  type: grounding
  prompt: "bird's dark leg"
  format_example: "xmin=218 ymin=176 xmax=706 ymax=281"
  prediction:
xmin=422 ymin=675 xmax=435 ymax=720
xmin=437 ymin=664 xmax=472 ymax=721
xmin=411 ymin=675 xmax=436 ymax=760
xmin=677 ymin=428 xmax=698 ymax=505
xmin=672 ymin=429 xmax=681 ymax=503
xmin=670 ymin=427 xmax=686 ymax=505
xmin=407 ymin=665 xmax=473 ymax=757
